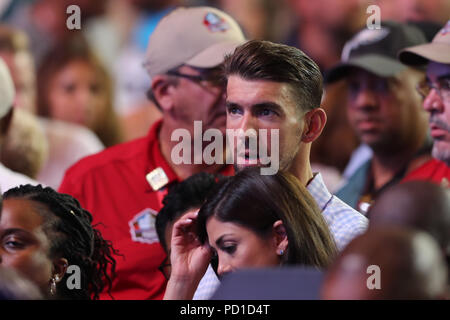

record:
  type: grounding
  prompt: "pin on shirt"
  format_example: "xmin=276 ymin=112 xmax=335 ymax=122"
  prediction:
xmin=146 ymin=167 xmax=169 ymax=191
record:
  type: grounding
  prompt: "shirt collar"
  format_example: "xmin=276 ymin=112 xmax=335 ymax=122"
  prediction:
xmin=306 ymin=172 xmax=333 ymax=211
xmin=145 ymin=119 xmax=179 ymax=192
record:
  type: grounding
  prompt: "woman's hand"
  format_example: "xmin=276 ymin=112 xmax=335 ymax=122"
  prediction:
xmin=163 ymin=210 xmax=212 ymax=300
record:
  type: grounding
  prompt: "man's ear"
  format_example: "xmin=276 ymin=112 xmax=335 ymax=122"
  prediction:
xmin=0 ymin=107 xmax=14 ymax=136
xmin=272 ymin=220 xmax=288 ymax=254
xmin=52 ymin=258 xmax=69 ymax=283
xmin=151 ymin=75 xmax=175 ymax=112
xmin=301 ymin=108 xmax=327 ymax=143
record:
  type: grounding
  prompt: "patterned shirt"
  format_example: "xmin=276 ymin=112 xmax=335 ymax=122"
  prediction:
xmin=193 ymin=265 xmax=220 ymax=300
xmin=307 ymin=173 xmax=368 ymax=250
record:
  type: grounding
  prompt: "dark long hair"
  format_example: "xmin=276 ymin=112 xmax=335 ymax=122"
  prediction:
xmin=3 ymin=184 xmax=117 ymax=300
xmin=197 ymin=168 xmax=337 ymax=268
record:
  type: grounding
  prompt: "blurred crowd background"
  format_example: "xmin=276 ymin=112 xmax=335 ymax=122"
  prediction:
xmin=0 ymin=0 xmax=449 ymax=190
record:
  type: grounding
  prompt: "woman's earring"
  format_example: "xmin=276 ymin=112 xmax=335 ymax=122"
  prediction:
xmin=278 ymin=249 xmax=284 ymax=256
xmin=50 ymin=275 xmax=59 ymax=296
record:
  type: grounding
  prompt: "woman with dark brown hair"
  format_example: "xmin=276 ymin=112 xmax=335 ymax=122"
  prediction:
xmin=37 ymin=36 xmax=122 ymax=147
xmin=164 ymin=167 xmax=337 ymax=299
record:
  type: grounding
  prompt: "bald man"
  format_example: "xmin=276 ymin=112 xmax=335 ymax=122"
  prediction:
xmin=321 ymin=228 xmax=447 ymax=299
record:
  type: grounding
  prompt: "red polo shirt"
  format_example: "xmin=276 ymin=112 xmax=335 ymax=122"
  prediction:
xmin=401 ymin=158 xmax=450 ymax=185
xmin=59 ymin=120 xmax=233 ymax=300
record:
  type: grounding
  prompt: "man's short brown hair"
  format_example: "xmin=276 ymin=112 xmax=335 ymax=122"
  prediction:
xmin=223 ymin=40 xmax=323 ymax=112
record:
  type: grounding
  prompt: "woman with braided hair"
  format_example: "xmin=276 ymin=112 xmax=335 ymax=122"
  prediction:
xmin=0 ymin=184 xmax=117 ymax=299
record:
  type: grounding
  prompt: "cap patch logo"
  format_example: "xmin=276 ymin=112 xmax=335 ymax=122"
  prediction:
xmin=342 ymin=27 xmax=390 ymax=61
xmin=203 ymin=12 xmax=229 ymax=32
xmin=129 ymin=208 xmax=159 ymax=244
xmin=440 ymin=21 xmax=450 ymax=35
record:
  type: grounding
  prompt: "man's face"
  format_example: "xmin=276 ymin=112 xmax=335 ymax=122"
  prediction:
xmin=346 ymin=68 xmax=425 ymax=153
xmin=226 ymin=75 xmax=304 ymax=172
xmin=423 ymin=62 xmax=450 ymax=165
xmin=169 ymin=65 xmax=227 ymax=135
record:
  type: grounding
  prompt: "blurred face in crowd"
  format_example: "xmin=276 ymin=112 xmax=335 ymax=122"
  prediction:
xmin=206 ymin=216 xmax=281 ymax=277
xmin=47 ymin=59 xmax=108 ymax=130
xmin=0 ymin=50 xmax=36 ymax=113
xmin=167 ymin=65 xmax=227 ymax=135
xmin=397 ymin=0 xmax=450 ymax=24
xmin=346 ymin=68 xmax=426 ymax=154
xmin=0 ymin=198 xmax=65 ymax=295
xmin=218 ymin=0 xmax=269 ymax=40
xmin=288 ymin=0 xmax=363 ymax=27
xmin=376 ymin=0 xmax=450 ymax=24
xmin=226 ymin=76 xmax=304 ymax=172
xmin=423 ymin=62 xmax=450 ymax=165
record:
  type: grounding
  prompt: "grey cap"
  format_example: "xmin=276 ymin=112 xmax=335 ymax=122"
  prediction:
xmin=399 ymin=20 xmax=450 ymax=66
xmin=143 ymin=6 xmax=245 ymax=77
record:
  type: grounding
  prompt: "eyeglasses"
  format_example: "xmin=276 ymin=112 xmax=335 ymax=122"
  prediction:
xmin=158 ymin=254 xmax=171 ymax=280
xmin=166 ymin=68 xmax=226 ymax=88
xmin=416 ymin=77 xmax=450 ymax=100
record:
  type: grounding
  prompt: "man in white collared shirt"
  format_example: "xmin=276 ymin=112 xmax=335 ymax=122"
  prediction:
xmin=192 ymin=40 xmax=368 ymax=300
xmin=224 ymin=40 xmax=368 ymax=251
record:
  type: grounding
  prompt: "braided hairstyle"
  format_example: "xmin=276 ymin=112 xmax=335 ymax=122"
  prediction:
xmin=3 ymin=184 xmax=117 ymax=300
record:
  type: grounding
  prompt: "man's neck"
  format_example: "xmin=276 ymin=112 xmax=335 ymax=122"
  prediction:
xmin=370 ymin=139 xmax=431 ymax=190
xmin=159 ymin=121 xmax=226 ymax=180
xmin=288 ymin=147 xmax=314 ymax=186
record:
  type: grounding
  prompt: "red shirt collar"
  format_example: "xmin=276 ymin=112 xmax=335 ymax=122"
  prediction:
xmin=145 ymin=119 xmax=179 ymax=192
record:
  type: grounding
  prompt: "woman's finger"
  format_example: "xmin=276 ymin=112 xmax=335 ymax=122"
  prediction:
xmin=179 ymin=209 xmax=199 ymax=222
xmin=173 ymin=217 xmax=194 ymax=235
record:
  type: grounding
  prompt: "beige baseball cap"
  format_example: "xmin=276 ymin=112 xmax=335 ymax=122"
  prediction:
xmin=399 ymin=20 xmax=450 ymax=65
xmin=0 ymin=57 xmax=14 ymax=118
xmin=143 ymin=6 xmax=245 ymax=77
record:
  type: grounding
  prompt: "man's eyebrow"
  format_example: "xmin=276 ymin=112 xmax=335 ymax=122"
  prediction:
xmin=252 ymin=102 xmax=283 ymax=112
xmin=226 ymin=101 xmax=283 ymax=112
xmin=226 ymin=101 xmax=241 ymax=108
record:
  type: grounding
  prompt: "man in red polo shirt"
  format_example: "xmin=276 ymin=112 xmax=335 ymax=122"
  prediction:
xmin=59 ymin=7 xmax=245 ymax=300
xmin=399 ymin=20 xmax=450 ymax=186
